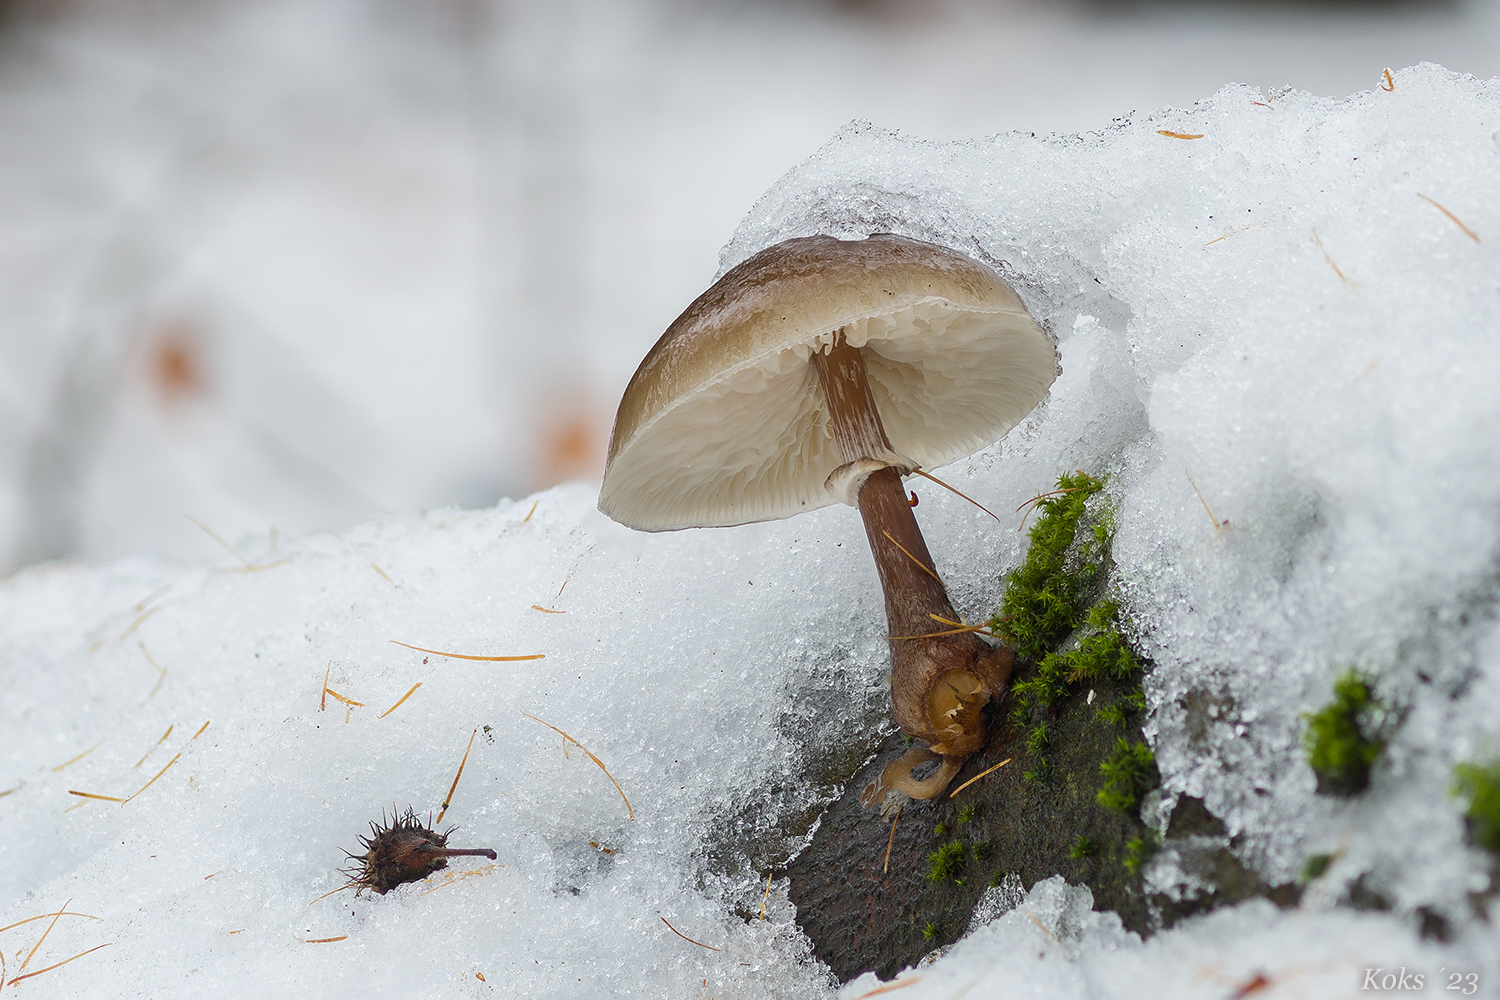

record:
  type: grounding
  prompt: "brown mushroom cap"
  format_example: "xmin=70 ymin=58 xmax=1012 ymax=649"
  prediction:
xmin=599 ymin=234 xmax=1056 ymax=531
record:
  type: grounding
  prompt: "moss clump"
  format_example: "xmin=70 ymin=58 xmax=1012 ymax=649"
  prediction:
xmin=926 ymin=841 xmax=967 ymax=883
xmin=921 ymin=922 xmax=938 ymax=941
xmin=1097 ymin=688 xmax=1146 ymax=729
xmin=1023 ymin=759 xmax=1054 ymax=786
xmin=1300 ymin=854 xmax=1333 ymax=882
xmin=957 ymin=803 xmax=978 ymax=825
xmin=1452 ymin=759 xmax=1500 ymax=855
xmin=1303 ymin=671 xmax=1391 ymax=796
xmin=1123 ymin=834 xmax=1158 ymax=875
xmin=1097 ymin=739 xmax=1158 ymax=814
xmin=1070 ymin=835 xmax=1098 ymax=859
xmin=992 ymin=471 xmax=1107 ymax=662
xmin=1026 ymin=722 xmax=1052 ymax=755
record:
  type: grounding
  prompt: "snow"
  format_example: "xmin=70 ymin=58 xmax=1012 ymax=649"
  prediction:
xmin=3 ymin=55 xmax=1500 ymax=1000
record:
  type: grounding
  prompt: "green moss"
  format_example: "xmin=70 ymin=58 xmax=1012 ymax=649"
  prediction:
xmin=933 ymin=823 xmax=948 ymax=837
xmin=1097 ymin=738 xmax=1157 ymax=814
xmin=957 ymin=803 xmax=978 ymax=825
xmin=1452 ymin=759 xmax=1500 ymax=855
xmin=1070 ymin=835 xmax=1099 ymax=859
xmin=1026 ymin=722 xmax=1052 ymax=755
xmin=1300 ymin=854 xmax=1332 ymax=882
xmin=992 ymin=471 xmax=1107 ymax=662
xmin=921 ymin=922 xmax=938 ymax=941
xmin=926 ymin=841 xmax=967 ymax=883
xmin=1303 ymin=671 xmax=1390 ymax=796
xmin=1123 ymin=835 xmax=1158 ymax=875
xmin=1023 ymin=759 xmax=1054 ymax=786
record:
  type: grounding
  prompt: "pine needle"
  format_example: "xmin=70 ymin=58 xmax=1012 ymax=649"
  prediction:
xmin=303 ymin=936 xmax=348 ymax=944
xmin=435 ymin=728 xmax=477 ymax=826
xmin=949 ymin=758 xmax=1013 ymax=799
xmin=123 ymin=752 xmax=182 ymax=803
xmin=184 ymin=512 xmax=252 ymax=567
xmin=7 ymin=943 xmax=111 ymax=985
xmin=389 ymin=640 xmax=544 ymax=662
xmin=51 ymin=741 xmax=103 ymax=772
xmin=520 ymin=712 xmax=634 ymax=821
xmin=0 ymin=909 xmax=99 ymax=935
xmin=909 ymin=469 xmax=1003 ymax=524
xmin=133 ymin=726 xmax=173 ymax=768
xmin=849 ymin=977 xmax=921 ymax=998
xmin=377 ymin=683 xmax=422 ymax=719
xmin=370 ymin=563 xmax=395 ymax=584
xmin=1185 ymin=474 xmax=1224 ymax=532
xmin=118 ymin=606 xmax=160 ymax=643
xmin=139 ymin=642 xmax=168 ymax=700
xmin=659 ymin=917 xmax=720 ymax=952
xmin=19 ymin=898 xmax=71 ymax=971
xmin=880 ymin=530 xmax=941 ymax=583
xmin=883 ymin=804 xmax=903 ymax=874
xmin=1417 ymin=193 xmax=1480 ymax=243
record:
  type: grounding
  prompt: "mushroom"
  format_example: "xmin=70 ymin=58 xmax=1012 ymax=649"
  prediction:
xmin=598 ymin=234 xmax=1056 ymax=799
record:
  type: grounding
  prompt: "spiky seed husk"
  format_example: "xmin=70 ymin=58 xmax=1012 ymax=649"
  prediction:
xmin=341 ymin=808 xmax=495 ymax=895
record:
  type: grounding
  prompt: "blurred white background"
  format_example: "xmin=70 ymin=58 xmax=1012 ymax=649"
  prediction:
xmin=0 ymin=0 xmax=1495 ymax=572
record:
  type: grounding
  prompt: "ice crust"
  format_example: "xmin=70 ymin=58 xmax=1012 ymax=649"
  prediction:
xmin=4 ymin=64 xmax=1500 ymax=997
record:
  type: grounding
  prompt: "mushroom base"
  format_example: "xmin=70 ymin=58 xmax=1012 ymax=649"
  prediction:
xmin=855 ymin=466 xmax=1014 ymax=781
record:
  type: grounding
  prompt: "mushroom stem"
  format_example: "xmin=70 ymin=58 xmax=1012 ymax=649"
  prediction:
xmin=812 ymin=335 xmax=1013 ymax=785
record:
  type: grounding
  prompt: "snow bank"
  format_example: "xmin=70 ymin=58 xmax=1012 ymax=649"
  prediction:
xmin=4 ymin=63 xmax=1499 ymax=997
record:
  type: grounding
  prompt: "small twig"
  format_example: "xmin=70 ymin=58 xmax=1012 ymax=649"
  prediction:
xmin=321 ymin=664 xmax=331 ymax=711
xmin=531 ymin=605 xmax=565 ymax=614
xmin=880 ymin=530 xmax=941 ymax=583
xmin=523 ymin=500 xmax=538 ymax=523
xmin=389 ymin=640 xmax=544 ymax=662
xmin=659 ymin=917 xmax=720 ymax=952
xmin=949 ymin=757 xmax=1013 ymax=799
xmin=370 ymin=563 xmax=395 ymax=585
xmin=302 ymin=936 xmax=348 ymax=944
xmin=1380 ymin=68 xmax=1395 ymax=91
xmin=1156 ymin=130 xmax=1203 ymax=139
xmin=883 ymin=804 xmax=903 ymax=874
xmin=435 ymin=729 xmax=478 ymax=826
xmin=1417 ymin=193 xmax=1480 ymax=243
xmin=192 ymin=720 xmax=210 ymax=740
xmin=520 ymin=712 xmax=634 ymax=821
xmin=759 ymin=872 xmax=773 ymax=920
xmin=377 ymin=683 xmax=422 ymax=720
